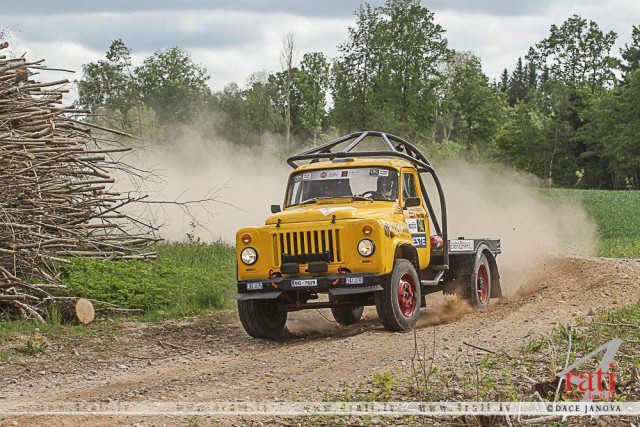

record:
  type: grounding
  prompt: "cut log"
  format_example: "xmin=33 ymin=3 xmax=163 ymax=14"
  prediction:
xmin=51 ymin=297 xmax=95 ymax=325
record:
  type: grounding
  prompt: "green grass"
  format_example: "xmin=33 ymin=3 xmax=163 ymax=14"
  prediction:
xmin=59 ymin=240 xmax=236 ymax=319
xmin=546 ymin=189 xmax=640 ymax=258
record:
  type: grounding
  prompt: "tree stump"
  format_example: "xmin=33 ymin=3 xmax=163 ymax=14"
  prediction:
xmin=51 ymin=298 xmax=95 ymax=325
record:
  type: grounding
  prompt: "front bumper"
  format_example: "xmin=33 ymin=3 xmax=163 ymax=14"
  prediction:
xmin=235 ymin=273 xmax=383 ymax=300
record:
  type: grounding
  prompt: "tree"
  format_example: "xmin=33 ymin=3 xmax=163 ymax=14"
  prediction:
xmin=280 ymin=33 xmax=296 ymax=150
xmin=620 ymin=25 xmax=640 ymax=81
xmin=526 ymin=15 xmax=617 ymax=93
xmin=135 ymin=47 xmax=211 ymax=125
xmin=298 ymin=52 xmax=330 ymax=142
xmin=507 ymin=57 xmax=528 ymax=106
xmin=78 ymin=39 xmax=139 ymax=130
xmin=331 ymin=0 xmax=449 ymax=137
xmin=331 ymin=3 xmax=382 ymax=131
xmin=436 ymin=52 xmax=504 ymax=151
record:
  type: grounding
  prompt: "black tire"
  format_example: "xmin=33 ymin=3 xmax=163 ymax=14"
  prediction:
xmin=237 ymin=299 xmax=287 ymax=339
xmin=451 ymin=253 xmax=491 ymax=309
xmin=375 ymin=259 xmax=421 ymax=332
xmin=330 ymin=296 xmax=364 ymax=326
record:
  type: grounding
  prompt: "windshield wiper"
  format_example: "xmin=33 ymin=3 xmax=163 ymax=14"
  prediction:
xmin=300 ymin=197 xmax=332 ymax=205
xmin=351 ymin=195 xmax=373 ymax=202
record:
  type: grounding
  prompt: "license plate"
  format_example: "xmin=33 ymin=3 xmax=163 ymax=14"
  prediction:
xmin=291 ymin=279 xmax=317 ymax=287
xmin=346 ymin=277 xmax=363 ymax=285
xmin=246 ymin=282 xmax=263 ymax=290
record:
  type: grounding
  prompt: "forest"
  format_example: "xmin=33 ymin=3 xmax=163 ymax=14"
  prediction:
xmin=78 ymin=0 xmax=640 ymax=190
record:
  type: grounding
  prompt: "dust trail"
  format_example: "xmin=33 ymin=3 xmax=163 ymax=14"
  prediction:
xmin=418 ymin=296 xmax=473 ymax=327
xmin=426 ymin=161 xmax=597 ymax=295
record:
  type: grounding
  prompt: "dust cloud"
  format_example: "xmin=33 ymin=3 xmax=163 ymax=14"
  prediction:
xmin=426 ymin=161 xmax=597 ymax=295
xmin=119 ymin=127 xmax=290 ymax=242
xmin=120 ymin=130 xmax=597 ymax=296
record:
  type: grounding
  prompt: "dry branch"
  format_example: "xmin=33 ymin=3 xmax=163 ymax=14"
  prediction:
xmin=0 ymin=42 xmax=158 ymax=322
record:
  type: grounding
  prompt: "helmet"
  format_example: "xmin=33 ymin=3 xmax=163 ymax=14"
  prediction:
xmin=377 ymin=176 xmax=394 ymax=194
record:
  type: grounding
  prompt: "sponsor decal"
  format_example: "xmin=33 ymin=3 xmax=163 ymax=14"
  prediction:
xmin=378 ymin=169 xmax=389 ymax=176
xmin=405 ymin=218 xmax=426 ymax=233
xmin=320 ymin=171 xmax=328 ymax=178
xmin=369 ymin=169 xmax=379 ymax=176
xmin=449 ymin=239 xmax=474 ymax=251
xmin=341 ymin=170 xmax=348 ymax=177
xmin=318 ymin=206 xmax=356 ymax=217
xmin=302 ymin=173 xmax=311 ymax=180
xmin=412 ymin=234 xmax=427 ymax=248
xmin=294 ymin=175 xmax=303 ymax=182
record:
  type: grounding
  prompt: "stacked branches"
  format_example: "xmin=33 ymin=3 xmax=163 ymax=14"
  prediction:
xmin=0 ymin=42 xmax=157 ymax=322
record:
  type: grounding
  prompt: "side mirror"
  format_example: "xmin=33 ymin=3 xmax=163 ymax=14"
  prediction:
xmin=271 ymin=204 xmax=282 ymax=214
xmin=403 ymin=197 xmax=421 ymax=209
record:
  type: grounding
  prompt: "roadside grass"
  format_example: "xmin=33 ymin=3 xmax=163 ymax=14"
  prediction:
xmin=545 ymin=189 xmax=640 ymax=258
xmin=59 ymin=239 xmax=236 ymax=320
xmin=338 ymin=302 xmax=640 ymax=404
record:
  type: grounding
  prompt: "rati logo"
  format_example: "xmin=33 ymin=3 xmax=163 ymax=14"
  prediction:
xmin=559 ymin=339 xmax=622 ymax=401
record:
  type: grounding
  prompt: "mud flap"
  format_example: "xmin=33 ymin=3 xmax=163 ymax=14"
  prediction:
xmin=330 ymin=285 xmax=383 ymax=296
xmin=235 ymin=291 xmax=282 ymax=301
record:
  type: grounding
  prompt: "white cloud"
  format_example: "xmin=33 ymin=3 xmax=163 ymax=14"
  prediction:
xmin=2 ymin=0 xmax=637 ymax=98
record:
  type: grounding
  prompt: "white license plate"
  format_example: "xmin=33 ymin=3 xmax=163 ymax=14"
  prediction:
xmin=449 ymin=239 xmax=475 ymax=251
xmin=246 ymin=282 xmax=263 ymax=290
xmin=291 ymin=279 xmax=317 ymax=287
xmin=346 ymin=277 xmax=364 ymax=285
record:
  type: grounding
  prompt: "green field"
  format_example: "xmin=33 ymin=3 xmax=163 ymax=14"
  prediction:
xmin=547 ymin=189 xmax=640 ymax=258
xmin=60 ymin=240 xmax=236 ymax=319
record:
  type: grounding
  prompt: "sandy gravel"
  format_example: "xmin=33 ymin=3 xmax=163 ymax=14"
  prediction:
xmin=0 ymin=256 xmax=639 ymax=426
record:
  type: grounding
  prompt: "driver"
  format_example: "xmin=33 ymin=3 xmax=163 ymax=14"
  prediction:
xmin=377 ymin=176 xmax=397 ymax=200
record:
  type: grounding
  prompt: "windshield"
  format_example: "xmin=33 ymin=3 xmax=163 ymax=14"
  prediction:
xmin=285 ymin=167 xmax=399 ymax=207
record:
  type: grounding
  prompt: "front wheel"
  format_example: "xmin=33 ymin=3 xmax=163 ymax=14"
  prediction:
xmin=375 ymin=259 xmax=421 ymax=332
xmin=330 ymin=296 xmax=364 ymax=326
xmin=237 ymin=299 xmax=287 ymax=339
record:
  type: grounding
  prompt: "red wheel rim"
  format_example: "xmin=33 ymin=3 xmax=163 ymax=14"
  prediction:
xmin=476 ymin=264 xmax=489 ymax=304
xmin=397 ymin=273 xmax=417 ymax=316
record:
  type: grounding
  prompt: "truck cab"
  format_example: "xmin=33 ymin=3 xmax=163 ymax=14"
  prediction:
xmin=235 ymin=131 xmax=502 ymax=339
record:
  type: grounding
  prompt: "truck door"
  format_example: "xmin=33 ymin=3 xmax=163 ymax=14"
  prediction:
xmin=401 ymin=169 xmax=430 ymax=268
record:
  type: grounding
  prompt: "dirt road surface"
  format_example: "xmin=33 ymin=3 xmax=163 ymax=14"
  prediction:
xmin=0 ymin=257 xmax=639 ymax=426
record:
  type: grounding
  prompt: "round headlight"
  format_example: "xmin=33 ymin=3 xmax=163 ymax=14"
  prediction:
xmin=357 ymin=239 xmax=375 ymax=257
xmin=241 ymin=247 xmax=258 ymax=265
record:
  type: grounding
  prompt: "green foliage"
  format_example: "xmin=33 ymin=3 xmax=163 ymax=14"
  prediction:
xmin=135 ymin=47 xmax=211 ymax=125
xmin=526 ymin=15 xmax=618 ymax=92
xmin=59 ymin=241 xmax=236 ymax=318
xmin=545 ymin=189 xmax=640 ymax=258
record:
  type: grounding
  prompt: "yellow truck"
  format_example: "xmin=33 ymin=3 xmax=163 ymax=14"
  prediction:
xmin=235 ymin=131 xmax=502 ymax=339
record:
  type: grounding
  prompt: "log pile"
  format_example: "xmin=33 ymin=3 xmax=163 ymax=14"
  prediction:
xmin=0 ymin=42 xmax=157 ymax=323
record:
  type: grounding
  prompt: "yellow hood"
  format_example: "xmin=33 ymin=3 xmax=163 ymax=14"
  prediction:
xmin=265 ymin=202 xmax=398 ymax=225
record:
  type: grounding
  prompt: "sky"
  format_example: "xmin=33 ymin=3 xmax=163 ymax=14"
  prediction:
xmin=3 ymin=0 xmax=639 ymax=99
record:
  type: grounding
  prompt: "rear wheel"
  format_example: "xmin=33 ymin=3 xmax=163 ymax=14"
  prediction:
xmin=237 ymin=299 xmax=287 ymax=339
xmin=330 ymin=296 xmax=364 ymax=326
xmin=375 ymin=259 xmax=421 ymax=332
xmin=451 ymin=253 xmax=491 ymax=309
